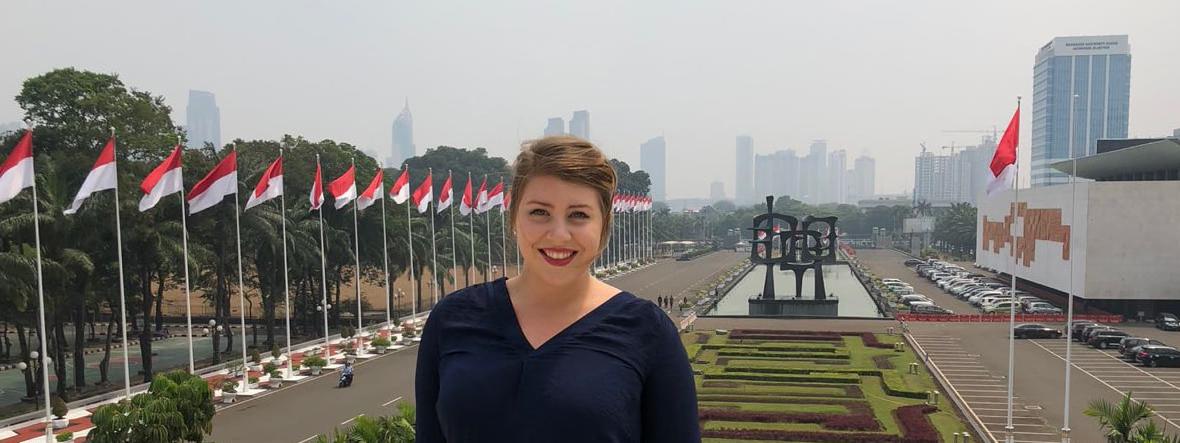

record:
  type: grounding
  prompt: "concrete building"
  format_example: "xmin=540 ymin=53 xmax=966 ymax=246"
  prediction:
xmin=710 ymin=181 xmax=726 ymax=202
xmin=185 ymin=90 xmax=220 ymax=149
xmin=639 ymin=136 xmax=667 ymax=202
xmin=389 ymin=100 xmax=415 ymax=166
xmin=827 ymin=150 xmax=848 ymax=204
xmin=735 ymin=135 xmax=754 ymax=205
xmin=977 ymin=138 xmax=1180 ymax=317
xmin=801 ymin=140 xmax=828 ymax=204
xmin=1031 ymin=35 xmax=1131 ymax=187
xmin=851 ymin=155 xmax=876 ymax=202
xmin=544 ymin=117 xmax=565 ymax=136
xmin=569 ymin=110 xmax=590 ymax=140
xmin=914 ymin=148 xmax=953 ymax=204
xmin=753 ymin=153 xmax=776 ymax=200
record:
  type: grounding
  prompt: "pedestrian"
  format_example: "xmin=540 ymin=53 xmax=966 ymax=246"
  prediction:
xmin=657 ymin=296 xmax=663 ymax=308
xmin=415 ymin=135 xmax=700 ymax=443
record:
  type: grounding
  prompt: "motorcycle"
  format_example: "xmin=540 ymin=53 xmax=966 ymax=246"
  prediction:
xmin=338 ymin=372 xmax=354 ymax=388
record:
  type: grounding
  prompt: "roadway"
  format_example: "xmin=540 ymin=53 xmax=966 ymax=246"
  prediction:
xmin=210 ymin=251 xmax=746 ymax=442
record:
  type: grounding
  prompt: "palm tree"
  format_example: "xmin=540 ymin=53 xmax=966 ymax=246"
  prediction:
xmin=1085 ymin=392 xmax=1159 ymax=443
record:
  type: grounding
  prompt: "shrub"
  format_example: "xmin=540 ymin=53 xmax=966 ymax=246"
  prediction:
xmin=55 ymin=431 xmax=73 ymax=442
xmin=698 ymin=408 xmax=879 ymax=431
xmin=263 ymin=362 xmax=277 ymax=374
xmin=370 ymin=337 xmax=392 ymax=348
xmin=50 ymin=394 xmax=68 ymax=419
xmin=91 ymin=371 xmax=217 ymax=443
xmin=222 ymin=380 xmax=238 ymax=393
xmin=271 ymin=344 xmax=282 ymax=359
xmin=703 ymin=428 xmax=910 ymax=442
xmin=250 ymin=348 xmax=262 ymax=365
xmin=248 ymin=376 xmax=259 ymax=384
xmin=894 ymin=405 xmax=940 ymax=442
xmin=303 ymin=355 xmax=327 ymax=368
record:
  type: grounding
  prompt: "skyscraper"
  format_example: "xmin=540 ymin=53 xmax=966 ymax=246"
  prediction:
xmin=735 ymin=136 xmax=754 ymax=205
xmin=799 ymin=140 xmax=828 ymax=204
xmin=185 ymin=90 xmax=220 ymax=149
xmin=710 ymin=181 xmax=726 ymax=202
xmin=827 ymin=150 xmax=847 ymax=204
xmin=1032 ymin=35 xmax=1131 ymax=187
xmin=773 ymin=149 xmax=800 ymax=199
xmin=852 ymin=155 xmax=876 ymax=201
xmin=754 ymin=153 xmax=775 ymax=200
xmin=389 ymin=100 xmax=415 ymax=166
xmin=914 ymin=148 xmax=954 ymax=204
xmin=544 ymin=117 xmax=565 ymax=136
xmin=639 ymin=136 xmax=667 ymax=202
xmin=569 ymin=110 xmax=590 ymax=140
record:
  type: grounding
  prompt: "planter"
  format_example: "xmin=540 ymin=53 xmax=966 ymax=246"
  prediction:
xmin=221 ymin=393 xmax=237 ymax=404
xmin=270 ymin=380 xmax=283 ymax=389
xmin=310 ymin=366 xmax=323 ymax=376
xmin=375 ymin=346 xmax=387 ymax=354
xmin=51 ymin=418 xmax=69 ymax=430
xmin=249 ymin=364 xmax=263 ymax=372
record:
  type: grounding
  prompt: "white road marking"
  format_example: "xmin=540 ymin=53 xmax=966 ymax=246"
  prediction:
xmin=341 ymin=414 xmax=364 ymax=425
xmin=382 ymin=396 xmax=404 ymax=407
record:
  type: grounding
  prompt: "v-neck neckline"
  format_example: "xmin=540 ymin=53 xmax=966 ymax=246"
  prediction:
xmin=497 ymin=277 xmax=628 ymax=353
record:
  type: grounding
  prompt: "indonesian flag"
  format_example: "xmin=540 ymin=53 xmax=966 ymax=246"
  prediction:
xmin=459 ymin=174 xmax=474 ymax=216
xmin=411 ymin=171 xmax=433 ymax=214
xmin=356 ymin=169 xmax=383 ymax=211
xmin=0 ymin=130 xmax=34 ymax=205
xmin=475 ymin=176 xmax=488 ymax=214
xmin=629 ymin=194 xmax=640 ymax=212
xmin=244 ymin=156 xmax=282 ymax=211
xmin=644 ymin=196 xmax=652 ymax=211
xmin=502 ymin=190 xmax=511 ymax=211
xmin=64 ymin=136 xmax=118 ymax=214
xmin=328 ymin=165 xmax=357 ymax=209
xmin=310 ymin=160 xmax=325 ymax=210
xmin=987 ymin=106 xmax=1020 ymax=196
xmin=436 ymin=173 xmax=453 ymax=213
xmin=139 ymin=146 xmax=184 ymax=212
xmin=481 ymin=179 xmax=504 ymax=213
xmin=390 ymin=168 xmax=410 ymax=204
xmin=611 ymin=194 xmax=621 ymax=213
xmin=187 ymin=151 xmax=238 ymax=215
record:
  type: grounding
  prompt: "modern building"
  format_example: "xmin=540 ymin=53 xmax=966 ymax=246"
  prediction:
xmin=773 ymin=149 xmax=800 ymax=200
xmin=389 ymin=100 xmax=415 ymax=167
xmin=753 ymin=153 xmax=776 ymax=200
xmin=735 ymin=135 xmax=754 ymax=205
xmin=544 ymin=117 xmax=565 ymax=137
xmin=912 ymin=137 xmax=996 ymax=206
xmin=569 ymin=110 xmax=590 ymax=140
xmin=800 ymin=140 xmax=828 ymax=204
xmin=827 ymin=150 xmax=848 ymax=204
xmin=639 ymin=136 xmax=667 ymax=202
xmin=851 ymin=155 xmax=876 ymax=202
xmin=709 ymin=181 xmax=726 ymax=202
xmin=1031 ymin=35 xmax=1131 ymax=187
xmin=977 ymin=137 xmax=1180 ymax=317
xmin=914 ymin=147 xmax=953 ymax=204
xmin=185 ymin=90 xmax=220 ymax=150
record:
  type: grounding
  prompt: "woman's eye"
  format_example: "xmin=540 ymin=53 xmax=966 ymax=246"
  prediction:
xmin=529 ymin=208 xmax=549 ymax=216
xmin=570 ymin=211 xmax=590 ymax=219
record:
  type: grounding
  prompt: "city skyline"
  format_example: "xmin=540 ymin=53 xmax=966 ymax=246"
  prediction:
xmin=389 ymin=99 xmax=415 ymax=166
xmin=4 ymin=2 xmax=1180 ymax=199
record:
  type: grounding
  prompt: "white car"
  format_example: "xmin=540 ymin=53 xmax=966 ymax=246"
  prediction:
xmin=882 ymin=278 xmax=904 ymax=285
xmin=984 ymin=300 xmax=1019 ymax=314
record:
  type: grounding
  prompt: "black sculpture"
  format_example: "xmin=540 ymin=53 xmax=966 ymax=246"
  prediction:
xmin=748 ymin=196 xmax=839 ymax=300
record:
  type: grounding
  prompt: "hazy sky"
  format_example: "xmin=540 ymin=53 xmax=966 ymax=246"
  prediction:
xmin=5 ymin=1 xmax=1179 ymax=198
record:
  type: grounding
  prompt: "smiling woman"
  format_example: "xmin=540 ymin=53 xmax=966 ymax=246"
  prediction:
xmin=415 ymin=136 xmax=701 ymax=442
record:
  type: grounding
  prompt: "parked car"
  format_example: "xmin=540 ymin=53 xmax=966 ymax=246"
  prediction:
xmin=904 ymin=259 xmax=926 ymax=267
xmin=1157 ymin=313 xmax=1180 ymax=331
xmin=1080 ymin=325 xmax=1116 ymax=343
xmin=882 ymin=278 xmax=904 ymax=285
xmin=912 ymin=304 xmax=954 ymax=314
xmin=1070 ymin=320 xmax=1097 ymax=340
xmin=968 ymin=291 xmax=1004 ymax=305
xmin=1025 ymin=302 xmax=1064 ymax=315
xmin=1013 ymin=324 xmax=1062 ymax=339
xmin=1136 ymin=346 xmax=1180 ymax=367
xmin=1120 ymin=338 xmax=1167 ymax=360
xmin=1089 ymin=330 xmax=1130 ymax=349
xmin=984 ymin=301 xmax=1019 ymax=314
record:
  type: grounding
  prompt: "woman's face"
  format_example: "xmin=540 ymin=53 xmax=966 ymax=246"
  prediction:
xmin=515 ymin=175 xmax=604 ymax=286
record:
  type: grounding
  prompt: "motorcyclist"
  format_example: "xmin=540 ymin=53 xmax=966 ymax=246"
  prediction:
xmin=340 ymin=361 xmax=355 ymax=387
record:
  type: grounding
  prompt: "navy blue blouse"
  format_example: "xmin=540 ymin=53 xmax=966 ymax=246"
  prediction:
xmin=414 ymin=278 xmax=700 ymax=442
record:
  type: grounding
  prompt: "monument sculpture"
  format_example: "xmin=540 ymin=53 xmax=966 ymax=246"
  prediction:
xmin=747 ymin=195 xmax=840 ymax=316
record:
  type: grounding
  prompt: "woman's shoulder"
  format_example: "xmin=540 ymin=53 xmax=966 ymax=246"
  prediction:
xmin=430 ymin=280 xmax=504 ymax=321
xmin=597 ymin=292 xmax=676 ymax=335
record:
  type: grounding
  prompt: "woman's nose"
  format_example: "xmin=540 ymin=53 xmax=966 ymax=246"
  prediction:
xmin=546 ymin=220 xmax=573 ymax=241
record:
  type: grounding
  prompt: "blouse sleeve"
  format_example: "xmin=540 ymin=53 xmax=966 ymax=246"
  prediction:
xmin=414 ymin=308 xmax=446 ymax=442
xmin=640 ymin=309 xmax=701 ymax=442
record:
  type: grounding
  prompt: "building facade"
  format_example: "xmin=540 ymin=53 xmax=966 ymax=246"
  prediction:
xmin=569 ymin=110 xmax=590 ymax=140
xmin=851 ymin=155 xmax=876 ymax=202
xmin=389 ymin=100 xmax=415 ymax=166
xmin=735 ymin=135 xmax=754 ymax=205
xmin=1031 ymin=35 xmax=1131 ymax=187
xmin=827 ymin=150 xmax=848 ymax=204
xmin=186 ymin=90 xmax=221 ymax=150
xmin=639 ymin=136 xmax=667 ymax=202
xmin=544 ymin=117 xmax=565 ymax=137
xmin=710 ymin=181 xmax=726 ymax=202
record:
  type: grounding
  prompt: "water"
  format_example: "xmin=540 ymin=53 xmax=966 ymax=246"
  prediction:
xmin=707 ymin=263 xmax=883 ymax=318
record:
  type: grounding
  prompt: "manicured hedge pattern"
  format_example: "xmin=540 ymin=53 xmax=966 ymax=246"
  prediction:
xmin=699 ymin=408 xmax=881 ymax=431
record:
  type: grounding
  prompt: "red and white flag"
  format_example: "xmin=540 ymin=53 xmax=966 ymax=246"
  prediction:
xmin=139 ymin=146 xmax=184 ymax=212
xmin=459 ymin=174 xmax=474 ymax=216
xmin=502 ymin=190 xmax=511 ymax=211
xmin=0 ymin=130 xmax=33 ymax=205
xmin=244 ymin=156 xmax=282 ymax=210
xmin=64 ymin=136 xmax=118 ymax=214
xmin=987 ymin=106 xmax=1020 ymax=196
xmin=475 ymin=176 xmax=488 ymax=214
xmin=480 ymin=179 xmax=503 ymax=213
xmin=356 ymin=169 xmax=384 ymax=211
xmin=611 ymin=194 xmax=621 ymax=213
xmin=411 ymin=171 xmax=433 ymax=214
xmin=390 ymin=168 xmax=410 ymax=204
xmin=328 ymin=165 xmax=357 ymax=209
xmin=187 ymin=151 xmax=238 ymax=215
xmin=310 ymin=160 xmax=325 ymax=211
xmin=436 ymin=173 xmax=453 ymax=213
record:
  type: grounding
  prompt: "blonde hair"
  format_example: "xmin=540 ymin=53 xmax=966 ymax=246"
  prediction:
xmin=509 ymin=135 xmax=617 ymax=251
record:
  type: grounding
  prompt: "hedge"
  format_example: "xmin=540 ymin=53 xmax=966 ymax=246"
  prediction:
xmin=704 ymin=371 xmax=860 ymax=384
xmin=719 ymin=366 xmax=927 ymax=399
xmin=698 ymin=408 xmax=881 ymax=431
xmin=717 ymin=350 xmax=850 ymax=360
xmin=893 ymin=405 xmax=940 ymax=443
xmin=703 ymin=428 xmax=913 ymax=442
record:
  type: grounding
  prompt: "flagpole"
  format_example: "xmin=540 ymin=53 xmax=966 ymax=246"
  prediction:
xmin=1062 ymin=154 xmax=1078 ymax=443
xmin=406 ymin=167 xmax=417 ymax=322
xmin=279 ymin=148 xmax=293 ymax=378
xmin=176 ymin=137 xmax=195 ymax=373
xmin=449 ymin=171 xmax=458 ymax=290
xmin=109 ymin=129 xmax=132 ymax=399
xmin=468 ymin=173 xmax=475 ymax=286
xmin=1005 ymin=97 xmax=1021 ymax=443
xmin=316 ymin=155 xmax=331 ymax=359
xmin=484 ymin=175 xmax=491 ymax=283
xmin=351 ymin=158 xmax=363 ymax=335
xmin=380 ymin=164 xmax=392 ymax=331
xmin=231 ymin=145 xmax=249 ymax=389
xmin=499 ymin=177 xmax=507 ymax=278
xmin=23 ymin=127 xmax=52 ymax=441
xmin=429 ymin=168 xmax=439 ymax=306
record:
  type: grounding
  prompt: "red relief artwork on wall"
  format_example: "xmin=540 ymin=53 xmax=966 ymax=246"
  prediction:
xmin=981 ymin=202 xmax=1071 ymax=267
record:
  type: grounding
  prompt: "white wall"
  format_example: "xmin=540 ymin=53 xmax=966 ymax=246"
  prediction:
xmin=977 ymin=183 xmax=1088 ymax=297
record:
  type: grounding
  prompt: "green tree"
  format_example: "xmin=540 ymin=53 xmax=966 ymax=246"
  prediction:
xmin=1085 ymin=392 xmax=1160 ymax=443
xmin=88 ymin=370 xmax=214 ymax=443
xmin=933 ymin=202 xmax=977 ymax=255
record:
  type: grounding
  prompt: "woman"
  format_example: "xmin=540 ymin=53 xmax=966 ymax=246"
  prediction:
xmin=415 ymin=136 xmax=700 ymax=442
